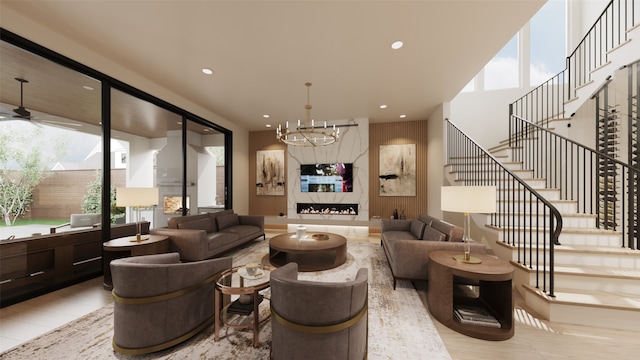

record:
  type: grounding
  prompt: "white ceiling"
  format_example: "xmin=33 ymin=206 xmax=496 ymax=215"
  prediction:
xmin=1 ymin=1 xmax=545 ymax=132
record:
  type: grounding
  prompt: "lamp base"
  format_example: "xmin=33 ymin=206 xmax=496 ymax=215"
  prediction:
xmin=128 ymin=234 xmax=149 ymax=242
xmin=453 ymin=254 xmax=482 ymax=264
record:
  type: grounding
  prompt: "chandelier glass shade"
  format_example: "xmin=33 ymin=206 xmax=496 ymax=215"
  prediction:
xmin=276 ymin=82 xmax=340 ymax=147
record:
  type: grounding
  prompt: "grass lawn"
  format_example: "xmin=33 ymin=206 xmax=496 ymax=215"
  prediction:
xmin=0 ymin=219 xmax=68 ymax=227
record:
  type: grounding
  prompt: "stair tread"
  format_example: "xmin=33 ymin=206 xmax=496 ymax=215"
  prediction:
xmin=495 ymin=212 xmax=595 ymax=218
xmin=497 ymin=240 xmax=636 ymax=255
xmin=556 ymin=265 xmax=640 ymax=280
xmin=496 ymin=198 xmax=575 ymax=203
xmin=523 ymin=284 xmax=640 ymax=310
xmin=514 ymin=261 xmax=640 ymax=279
xmin=553 ymin=244 xmax=639 ymax=254
xmin=487 ymin=224 xmax=620 ymax=234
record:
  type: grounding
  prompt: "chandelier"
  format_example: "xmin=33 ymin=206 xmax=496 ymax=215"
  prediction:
xmin=276 ymin=82 xmax=340 ymax=147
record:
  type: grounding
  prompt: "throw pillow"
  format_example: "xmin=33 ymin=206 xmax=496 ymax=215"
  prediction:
xmin=410 ymin=219 xmax=426 ymax=239
xmin=177 ymin=218 xmax=214 ymax=232
xmin=422 ymin=226 xmax=446 ymax=242
xmin=216 ymin=213 xmax=239 ymax=230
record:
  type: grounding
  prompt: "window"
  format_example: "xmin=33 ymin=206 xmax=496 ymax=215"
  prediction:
xmin=530 ymin=0 xmax=566 ymax=85
xmin=485 ymin=35 xmax=519 ymax=90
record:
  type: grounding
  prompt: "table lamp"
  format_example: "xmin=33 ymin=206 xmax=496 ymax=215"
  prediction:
xmin=441 ymin=186 xmax=496 ymax=263
xmin=116 ymin=187 xmax=159 ymax=241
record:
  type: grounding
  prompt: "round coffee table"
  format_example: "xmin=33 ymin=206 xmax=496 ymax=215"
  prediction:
xmin=268 ymin=232 xmax=347 ymax=271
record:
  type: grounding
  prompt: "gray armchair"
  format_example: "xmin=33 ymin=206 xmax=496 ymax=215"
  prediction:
xmin=270 ymin=262 xmax=368 ymax=360
xmin=110 ymin=252 xmax=232 ymax=355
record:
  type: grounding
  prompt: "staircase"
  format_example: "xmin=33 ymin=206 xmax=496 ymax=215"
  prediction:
xmin=445 ymin=0 xmax=640 ymax=331
xmin=446 ymin=143 xmax=640 ymax=331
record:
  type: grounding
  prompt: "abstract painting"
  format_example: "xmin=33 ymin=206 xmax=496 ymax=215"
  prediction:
xmin=379 ymin=144 xmax=416 ymax=196
xmin=256 ymin=150 xmax=285 ymax=195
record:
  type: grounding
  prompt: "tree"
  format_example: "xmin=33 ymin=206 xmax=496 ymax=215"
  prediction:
xmin=0 ymin=125 xmax=66 ymax=225
xmin=81 ymin=171 xmax=124 ymax=223
xmin=82 ymin=171 xmax=102 ymax=214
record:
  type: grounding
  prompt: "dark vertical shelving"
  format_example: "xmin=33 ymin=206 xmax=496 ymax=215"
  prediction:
xmin=628 ymin=63 xmax=639 ymax=249
xmin=595 ymin=85 xmax=619 ymax=230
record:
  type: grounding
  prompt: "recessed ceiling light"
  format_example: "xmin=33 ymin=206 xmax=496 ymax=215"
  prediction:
xmin=202 ymin=68 xmax=213 ymax=75
xmin=82 ymin=85 xmax=94 ymax=91
xmin=400 ymin=114 xmax=407 ymax=118
xmin=266 ymin=124 xmax=272 ymax=128
xmin=391 ymin=40 xmax=404 ymax=50
xmin=379 ymin=104 xmax=388 ymax=109
xmin=204 ymin=128 xmax=210 ymax=132
xmin=263 ymin=114 xmax=270 ymax=118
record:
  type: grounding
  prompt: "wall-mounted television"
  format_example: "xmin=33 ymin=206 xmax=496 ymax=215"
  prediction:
xmin=300 ymin=163 xmax=353 ymax=193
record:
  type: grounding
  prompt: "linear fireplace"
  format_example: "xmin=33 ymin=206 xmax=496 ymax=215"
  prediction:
xmin=297 ymin=203 xmax=358 ymax=215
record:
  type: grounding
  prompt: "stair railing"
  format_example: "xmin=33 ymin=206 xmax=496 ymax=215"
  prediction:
xmin=509 ymin=114 xmax=639 ymax=250
xmin=447 ymin=120 xmax=562 ymax=297
xmin=511 ymin=0 xmax=638 ymax=125
xmin=567 ymin=0 xmax=637 ymax=100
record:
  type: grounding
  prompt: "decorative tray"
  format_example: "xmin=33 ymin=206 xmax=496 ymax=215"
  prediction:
xmin=238 ymin=267 xmax=264 ymax=280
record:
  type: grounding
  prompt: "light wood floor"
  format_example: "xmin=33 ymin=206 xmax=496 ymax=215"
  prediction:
xmin=0 ymin=234 xmax=636 ymax=359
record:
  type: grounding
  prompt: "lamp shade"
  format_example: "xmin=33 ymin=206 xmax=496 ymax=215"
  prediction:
xmin=441 ymin=186 xmax=496 ymax=214
xmin=116 ymin=187 xmax=159 ymax=207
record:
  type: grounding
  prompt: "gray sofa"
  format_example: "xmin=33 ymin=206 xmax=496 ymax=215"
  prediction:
xmin=150 ymin=210 xmax=264 ymax=261
xmin=381 ymin=213 xmax=486 ymax=289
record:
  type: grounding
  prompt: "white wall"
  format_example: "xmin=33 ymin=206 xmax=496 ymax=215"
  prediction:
xmin=569 ymin=0 xmax=612 ymax=51
xmin=427 ymin=103 xmax=448 ymax=219
xmin=450 ymin=86 xmax=533 ymax=149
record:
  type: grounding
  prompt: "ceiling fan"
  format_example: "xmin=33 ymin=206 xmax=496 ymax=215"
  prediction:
xmin=0 ymin=77 xmax=83 ymax=130
xmin=0 ymin=78 xmax=31 ymax=120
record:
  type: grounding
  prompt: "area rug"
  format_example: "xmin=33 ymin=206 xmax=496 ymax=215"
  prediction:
xmin=0 ymin=240 xmax=451 ymax=360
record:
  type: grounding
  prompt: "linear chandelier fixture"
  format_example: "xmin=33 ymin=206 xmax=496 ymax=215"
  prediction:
xmin=276 ymin=82 xmax=340 ymax=147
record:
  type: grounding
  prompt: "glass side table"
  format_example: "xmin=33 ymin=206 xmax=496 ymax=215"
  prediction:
xmin=214 ymin=263 xmax=274 ymax=348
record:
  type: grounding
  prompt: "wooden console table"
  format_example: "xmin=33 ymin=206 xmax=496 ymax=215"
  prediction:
xmin=427 ymin=250 xmax=514 ymax=341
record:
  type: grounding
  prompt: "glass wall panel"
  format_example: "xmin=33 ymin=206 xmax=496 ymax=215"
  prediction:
xmin=110 ymin=88 xmax=182 ymax=230
xmin=187 ymin=119 xmax=225 ymax=215
xmin=0 ymin=31 xmax=232 ymax=305
xmin=0 ymin=41 xmax=102 ymax=240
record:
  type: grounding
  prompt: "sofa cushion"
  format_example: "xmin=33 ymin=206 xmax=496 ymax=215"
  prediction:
xmin=167 ymin=213 xmax=209 ymax=229
xmin=177 ymin=218 xmax=215 ymax=232
xmin=417 ymin=213 xmax=435 ymax=227
xmin=216 ymin=213 xmax=239 ymax=230
xmin=430 ymin=219 xmax=464 ymax=242
xmin=220 ymin=225 xmax=260 ymax=239
xmin=410 ymin=219 xmax=426 ymax=239
xmin=206 ymin=232 xmax=239 ymax=251
xmin=382 ymin=230 xmax=419 ymax=241
xmin=422 ymin=226 xmax=446 ymax=242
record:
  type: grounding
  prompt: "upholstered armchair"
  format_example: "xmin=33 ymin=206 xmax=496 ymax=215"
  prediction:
xmin=110 ymin=252 xmax=232 ymax=355
xmin=270 ymin=262 xmax=368 ymax=360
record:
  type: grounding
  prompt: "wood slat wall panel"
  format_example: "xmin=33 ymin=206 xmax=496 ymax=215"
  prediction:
xmin=369 ymin=120 xmax=429 ymax=220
